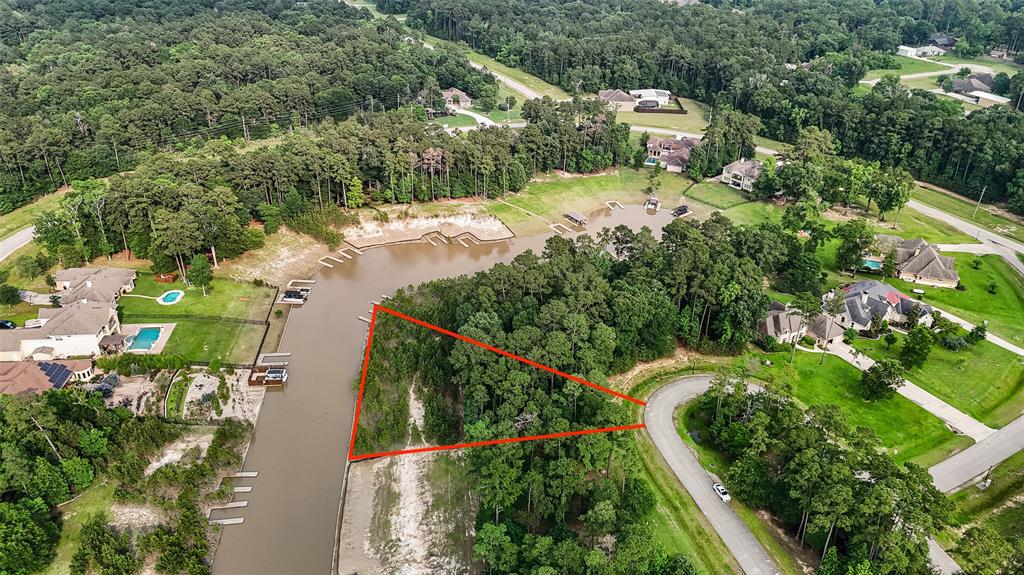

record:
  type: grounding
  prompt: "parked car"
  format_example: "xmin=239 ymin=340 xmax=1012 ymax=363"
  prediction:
xmin=0 ymin=319 xmax=15 ymax=329
xmin=671 ymin=205 xmax=690 ymax=217
xmin=713 ymin=483 xmax=731 ymax=503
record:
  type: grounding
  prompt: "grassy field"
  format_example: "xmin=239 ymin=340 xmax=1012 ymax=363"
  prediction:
xmin=911 ymin=185 xmax=1024 ymax=244
xmin=484 ymin=169 xmax=681 ymax=233
xmin=948 ymin=449 xmax=1024 ymax=535
xmin=431 ymin=113 xmax=478 ymax=128
xmin=931 ymin=55 xmax=1023 ymax=77
xmin=0 ymin=188 xmax=65 ymax=241
xmin=684 ymin=181 xmax=751 ymax=209
xmin=886 ymin=254 xmax=1024 ymax=346
xmin=753 ymin=136 xmax=792 ymax=155
xmin=742 ymin=351 xmax=973 ymax=466
xmin=870 ymin=206 xmax=978 ymax=244
xmin=120 ymin=274 xmax=274 ymax=364
xmin=165 ymin=375 xmax=190 ymax=419
xmin=44 ymin=480 xmax=117 ymax=575
xmin=853 ymin=334 xmax=1024 ymax=428
xmin=864 ymin=55 xmax=949 ymax=80
xmin=618 ymin=99 xmax=710 ymax=134
xmin=0 ymin=241 xmax=55 ymax=293
xmin=475 ymin=85 xmax=524 ymax=123
xmin=120 ymin=274 xmax=275 ymax=320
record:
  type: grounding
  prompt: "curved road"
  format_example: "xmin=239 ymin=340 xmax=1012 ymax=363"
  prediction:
xmin=645 ymin=375 xmax=779 ymax=575
xmin=0 ymin=226 xmax=34 ymax=263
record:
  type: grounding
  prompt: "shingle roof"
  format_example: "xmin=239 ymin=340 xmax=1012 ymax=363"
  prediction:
xmin=55 ymin=268 xmax=135 ymax=304
xmin=759 ymin=307 xmax=803 ymax=339
xmin=598 ymin=89 xmax=635 ymax=103
xmin=0 ymin=360 xmax=90 ymax=395
xmin=723 ymin=159 xmax=762 ymax=178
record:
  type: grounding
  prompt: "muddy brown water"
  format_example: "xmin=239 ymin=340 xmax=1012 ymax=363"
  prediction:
xmin=212 ymin=206 xmax=673 ymax=574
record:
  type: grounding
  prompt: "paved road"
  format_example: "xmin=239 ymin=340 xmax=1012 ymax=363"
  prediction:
xmin=909 ymin=198 xmax=1024 ymax=278
xmin=645 ymin=375 xmax=780 ymax=575
xmin=467 ymin=61 xmax=543 ymax=100
xmin=858 ymin=56 xmax=993 ymax=87
xmin=0 ymin=226 xmax=34 ymax=263
xmin=931 ymin=415 xmax=1024 ymax=492
xmin=453 ymin=108 xmax=496 ymax=126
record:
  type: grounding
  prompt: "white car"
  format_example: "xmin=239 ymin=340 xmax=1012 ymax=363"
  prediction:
xmin=713 ymin=483 xmax=731 ymax=503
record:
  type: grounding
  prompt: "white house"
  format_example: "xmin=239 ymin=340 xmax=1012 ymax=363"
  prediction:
xmin=758 ymin=303 xmax=807 ymax=344
xmin=897 ymin=45 xmax=918 ymax=57
xmin=897 ymin=45 xmax=945 ymax=58
xmin=0 ymin=301 xmax=120 ymax=362
xmin=629 ymin=89 xmax=671 ymax=106
xmin=720 ymin=159 xmax=762 ymax=191
xmin=970 ymin=91 xmax=1011 ymax=108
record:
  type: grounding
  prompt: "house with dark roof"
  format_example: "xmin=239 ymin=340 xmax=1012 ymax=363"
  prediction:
xmin=929 ymin=32 xmax=958 ymax=48
xmin=870 ymin=236 xmax=959 ymax=288
xmin=720 ymin=159 xmax=762 ymax=191
xmin=824 ymin=280 xmax=933 ymax=332
xmin=598 ymin=89 xmax=636 ymax=112
xmin=647 ymin=137 xmax=700 ymax=173
xmin=758 ymin=302 xmax=807 ymax=344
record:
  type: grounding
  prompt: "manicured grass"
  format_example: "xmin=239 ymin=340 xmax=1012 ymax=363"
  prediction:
xmin=485 ymin=169 xmax=683 ymax=233
xmin=0 ymin=241 xmax=55 ymax=293
xmin=432 ymin=113 xmax=478 ymax=128
xmin=949 ymin=449 xmax=1024 ymax=533
xmin=904 ymin=76 xmax=941 ymax=90
xmin=886 ymin=254 xmax=1024 ymax=346
xmin=864 ymin=55 xmax=949 ymax=80
xmin=931 ymin=55 xmax=1024 ymax=77
xmin=684 ymin=181 xmax=751 ymax=209
xmin=475 ymin=85 xmax=524 ymax=123
xmin=718 ymin=200 xmax=783 ymax=227
xmin=44 ymin=480 xmax=116 ymax=575
xmin=753 ymin=136 xmax=791 ymax=155
xmin=618 ymin=99 xmax=710 ymax=134
xmin=0 ymin=189 xmax=66 ymax=241
xmin=129 ymin=318 xmax=265 ymax=364
xmin=120 ymin=274 xmax=275 ymax=321
xmin=743 ymin=351 xmax=972 ymax=466
xmin=165 ymin=375 xmax=190 ymax=419
xmin=842 ymin=194 xmax=978 ymax=244
xmin=911 ymin=185 xmax=1024 ymax=244
xmin=0 ymin=300 xmax=48 ymax=326
xmin=853 ymin=335 xmax=1024 ymax=428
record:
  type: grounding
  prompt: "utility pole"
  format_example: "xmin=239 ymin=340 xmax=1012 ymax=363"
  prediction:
xmin=972 ymin=185 xmax=987 ymax=219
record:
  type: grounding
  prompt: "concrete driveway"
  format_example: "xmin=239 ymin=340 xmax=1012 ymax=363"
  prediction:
xmin=645 ymin=375 xmax=780 ymax=575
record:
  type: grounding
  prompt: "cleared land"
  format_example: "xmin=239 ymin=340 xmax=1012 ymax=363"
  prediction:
xmin=911 ymin=185 xmax=1024 ymax=244
xmin=44 ymin=481 xmax=116 ymax=575
xmin=618 ymin=99 xmax=710 ymax=134
xmin=853 ymin=335 xmax=1024 ymax=429
xmin=864 ymin=55 xmax=949 ymax=80
xmin=886 ymin=253 xmax=1024 ymax=346
xmin=0 ymin=188 xmax=65 ymax=241
xmin=742 ymin=351 xmax=972 ymax=467
xmin=431 ymin=113 xmax=478 ymax=128
xmin=684 ymin=181 xmax=751 ymax=210
xmin=947 ymin=448 xmax=1024 ymax=539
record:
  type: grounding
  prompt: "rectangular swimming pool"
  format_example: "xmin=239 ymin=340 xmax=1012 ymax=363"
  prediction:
xmin=127 ymin=327 xmax=162 ymax=351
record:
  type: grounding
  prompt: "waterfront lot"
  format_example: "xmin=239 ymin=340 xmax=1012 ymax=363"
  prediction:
xmin=853 ymin=334 xmax=1024 ymax=428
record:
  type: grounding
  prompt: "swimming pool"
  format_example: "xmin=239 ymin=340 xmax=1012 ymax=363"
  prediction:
xmin=126 ymin=327 xmax=162 ymax=351
xmin=862 ymin=259 xmax=883 ymax=270
xmin=158 ymin=290 xmax=184 ymax=305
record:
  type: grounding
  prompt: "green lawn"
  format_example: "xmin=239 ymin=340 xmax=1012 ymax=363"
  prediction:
xmin=853 ymin=335 xmax=1024 ymax=428
xmin=948 ymin=449 xmax=1024 ymax=535
xmin=718 ymin=200 xmax=783 ymax=227
xmin=165 ymin=375 xmax=190 ymax=419
xmin=864 ymin=55 xmax=949 ymax=81
xmin=0 ymin=189 xmax=65 ymax=241
xmin=931 ymin=55 xmax=1024 ymax=77
xmin=753 ymin=136 xmax=791 ymax=155
xmin=431 ymin=113 xmax=478 ymax=128
xmin=743 ymin=352 xmax=973 ymax=466
xmin=684 ymin=181 xmax=751 ymax=209
xmin=475 ymin=85 xmax=524 ymax=123
xmin=618 ymin=99 xmax=710 ymax=134
xmin=485 ymin=169 xmax=684 ymax=233
xmin=869 ymin=205 xmax=977 ymax=244
xmin=911 ymin=185 xmax=1024 ymax=244
xmin=44 ymin=480 xmax=116 ymax=575
xmin=120 ymin=274 xmax=274 ymax=364
xmin=0 ymin=241 xmax=56 ymax=293
xmin=120 ymin=274 xmax=275 ymax=321
xmin=886 ymin=254 xmax=1024 ymax=346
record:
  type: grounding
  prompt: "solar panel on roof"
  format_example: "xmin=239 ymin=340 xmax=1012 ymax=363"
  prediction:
xmin=39 ymin=362 xmax=72 ymax=388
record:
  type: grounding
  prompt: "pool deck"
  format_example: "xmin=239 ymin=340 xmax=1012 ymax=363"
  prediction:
xmin=122 ymin=322 xmax=176 ymax=355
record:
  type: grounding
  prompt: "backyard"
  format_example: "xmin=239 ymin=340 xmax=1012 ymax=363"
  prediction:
xmin=684 ymin=181 xmax=752 ymax=210
xmin=617 ymin=98 xmax=710 ymax=134
xmin=885 ymin=253 xmax=1024 ymax=346
xmin=742 ymin=351 xmax=973 ymax=466
xmin=118 ymin=273 xmax=276 ymax=364
xmin=853 ymin=334 xmax=1024 ymax=428
xmin=911 ymin=185 xmax=1024 ymax=244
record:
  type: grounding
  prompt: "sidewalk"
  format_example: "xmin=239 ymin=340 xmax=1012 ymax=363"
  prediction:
xmin=827 ymin=342 xmax=995 ymax=441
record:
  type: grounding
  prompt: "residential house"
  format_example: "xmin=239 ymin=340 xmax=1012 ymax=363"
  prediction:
xmin=898 ymin=45 xmax=946 ymax=57
xmin=758 ymin=302 xmax=807 ymax=344
xmin=0 ymin=360 xmax=93 ymax=395
xmin=930 ymin=32 xmax=958 ymax=49
xmin=870 ymin=235 xmax=960 ymax=287
xmin=952 ymin=75 xmax=994 ymax=95
xmin=54 ymin=267 xmax=136 ymax=304
xmin=442 ymin=88 xmax=472 ymax=109
xmin=647 ymin=137 xmax=700 ymax=173
xmin=823 ymin=280 xmax=933 ymax=333
xmin=989 ymin=49 xmax=1009 ymax=59
xmin=720 ymin=158 xmax=762 ymax=191
xmin=598 ymin=89 xmax=636 ymax=112
xmin=971 ymin=91 xmax=1011 ymax=108
xmin=809 ymin=315 xmax=846 ymax=347
xmin=629 ymin=89 xmax=671 ymax=106
xmin=0 ymin=301 xmax=121 ymax=362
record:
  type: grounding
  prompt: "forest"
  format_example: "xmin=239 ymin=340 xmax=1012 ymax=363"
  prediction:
xmin=355 ymin=218 xmax=788 ymax=572
xmin=404 ymin=0 xmax=1024 ymax=212
xmin=33 ymin=99 xmax=630 ymax=273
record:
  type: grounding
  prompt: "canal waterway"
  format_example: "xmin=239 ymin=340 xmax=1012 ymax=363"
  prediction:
xmin=212 ymin=205 xmax=673 ymax=574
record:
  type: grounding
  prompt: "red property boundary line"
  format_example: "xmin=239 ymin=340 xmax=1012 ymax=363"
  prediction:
xmin=347 ymin=304 xmax=646 ymax=461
